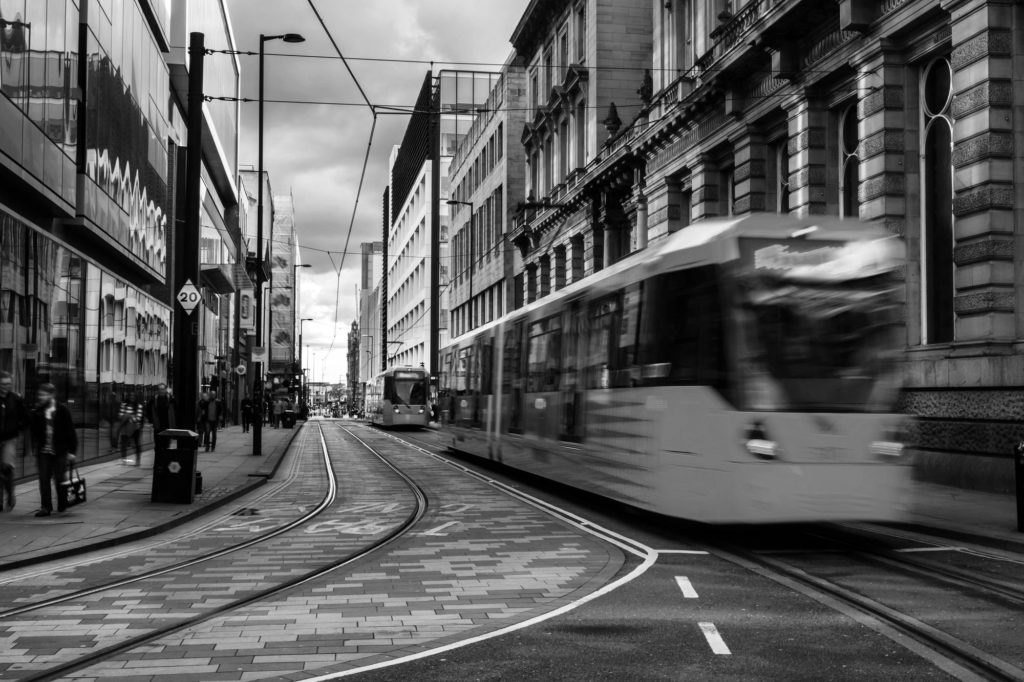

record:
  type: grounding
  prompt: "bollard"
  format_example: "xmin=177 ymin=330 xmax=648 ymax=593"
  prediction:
xmin=1016 ymin=441 xmax=1024 ymax=532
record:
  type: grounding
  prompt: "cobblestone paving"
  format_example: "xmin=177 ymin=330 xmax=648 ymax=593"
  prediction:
xmin=0 ymin=427 xmax=417 ymax=679
xmin=65 ymin=425 xmax=626 ymax=681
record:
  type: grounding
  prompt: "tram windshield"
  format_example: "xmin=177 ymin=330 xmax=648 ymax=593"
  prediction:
xmin=734 ymin=237 xmax=903 ymax=412
xmin=387 ymin=371 xmax=428 ymax=406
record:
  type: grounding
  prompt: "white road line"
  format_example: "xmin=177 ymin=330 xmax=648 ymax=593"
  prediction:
xmin=421 ymin=521 xmax=459 ymax=535
xmin=655 ymin=549 xmax=710 ymax=554
xmin=675 ymin=576 xmax=699 ymax=598
xmin=698 ymin=622 xmax=732 ymax=655
xmin=894 ymin=547 xmax=963 ymax=553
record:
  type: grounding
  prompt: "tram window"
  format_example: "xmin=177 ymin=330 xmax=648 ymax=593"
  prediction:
xmin=585 ymin=295 xmax=618 ymax=389
xmin=478 ymin=336 xmax=494 ymax=395
xmin=637 ymin=267 xmax=726 ymax=388
xmin=456 ymin=347 xmax=472 ymax=394
xmin=562 ymin=302 xmax=584 ymax=391
xmin=527 ymin=315 xmax=562 ymax=392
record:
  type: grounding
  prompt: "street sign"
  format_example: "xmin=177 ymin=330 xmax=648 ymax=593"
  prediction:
xmin=235 ymin=364 xmax=247 ymax=376
xmin=177 ymin=279 xmax=201 ymax=315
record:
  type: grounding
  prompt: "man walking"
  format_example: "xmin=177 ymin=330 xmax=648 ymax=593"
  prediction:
xmin=30 ymin=383 xmax=77 ymax=517
xmin=196 ymin=390 xmax=222 ymax=452
xmin=0 ymin=371 xmax=27 ymax=512
xmin=145 ymin=383 xmax=175 ymax=457
xmin=240 ymin=395 xmax=252 ymax=433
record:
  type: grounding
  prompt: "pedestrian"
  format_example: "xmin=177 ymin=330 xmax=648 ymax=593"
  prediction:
xmin=272 ymin=396 xmax=285 ymax=428
xmin=30 ymin=383 xmax=77 ymax=517
xmin=117 ymin=392 xmax=144 ymax=466
xmin=240 ymin=395 xmax=252 ymax=433
xmin=144 ymin=382 xmax=176 ymax=457
xmin=0 ymin=370 xmax=28 ymax=512
xmin=196 ymin=390 xmax=222 ymax=452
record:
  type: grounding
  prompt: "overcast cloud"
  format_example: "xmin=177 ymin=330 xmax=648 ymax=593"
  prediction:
xmin=224 ymin=0 xmax=530 ymax=383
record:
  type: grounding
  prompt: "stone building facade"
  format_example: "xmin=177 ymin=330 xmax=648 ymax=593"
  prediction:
xmin=511 ymin=0 xmax=1024 ymax=492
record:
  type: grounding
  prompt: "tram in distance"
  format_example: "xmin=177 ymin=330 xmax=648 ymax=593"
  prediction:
xmin=367 ymin=366 xmax=431 ymax=428
xmin=437 ymin=213 xmax=911 ymax=524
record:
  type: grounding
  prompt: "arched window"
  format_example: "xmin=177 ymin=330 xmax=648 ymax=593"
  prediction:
xmin=921 ymin=56 xmax=954 ymax=344
xmin=839 ymin=103 xmax=859 ymax=218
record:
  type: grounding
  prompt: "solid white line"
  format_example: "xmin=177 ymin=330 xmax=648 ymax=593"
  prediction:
xmin=655 ymin=549 xmax=710 ymax=555
xmin=698 ymin=622 xmax=732 ymax=655
xmin=675 ymin=576 xmax=699 ymax=598
xmin=894 ymin=547 xmax=963 ymax=553
xmin=421 ymin=521 xmax=458 ymax=535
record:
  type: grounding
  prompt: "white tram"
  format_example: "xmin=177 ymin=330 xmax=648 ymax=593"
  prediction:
xmin=438 ymin=214 xmax=911 ymax=524
xmin=367 ymin=366 xmax=431 ymax=428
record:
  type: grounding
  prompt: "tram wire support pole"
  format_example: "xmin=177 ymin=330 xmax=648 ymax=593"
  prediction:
xmin=429 ymin=70 xmax=440 ymax=404
xmin=173 ymin=31 xmax=204 ymax=430
xmin=253 ymin=32 xmax=305 ymax=456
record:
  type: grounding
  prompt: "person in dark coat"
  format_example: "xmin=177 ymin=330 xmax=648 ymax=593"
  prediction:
xmin=0 ymin=370 xmax=28 ymax=512
xmin=196 ymin=390 xmax=223 ymax=452
xmin=145 ymin=383 xmax=175 ymax=457
xmin=240 ymin=396 xmax=253 ymax=433
xmin=30 ymin=383 xmax=77 ymax=517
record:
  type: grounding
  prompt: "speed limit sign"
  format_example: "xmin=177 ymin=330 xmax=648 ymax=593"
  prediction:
xmin=177 ymin=279 xmax=201 ymax=315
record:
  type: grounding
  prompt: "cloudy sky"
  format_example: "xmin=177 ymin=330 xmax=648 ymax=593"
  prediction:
xmin=224 ymin=1 xmax=531 ymax=384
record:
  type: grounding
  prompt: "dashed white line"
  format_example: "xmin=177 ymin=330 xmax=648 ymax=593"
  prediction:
xmin=674 ymin=576 xmax=699 ymax=598
xmin=895 ymin=547 xmax=963 ymax=553
xmin=698 ymin=622 xmax=731 ymax=655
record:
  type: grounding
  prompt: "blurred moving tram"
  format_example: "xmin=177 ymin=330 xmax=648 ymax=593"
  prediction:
xmin=438 ymin=214 xmax=911 ymax=524
xmin=367 ymin=366 xmax=431 ymax=429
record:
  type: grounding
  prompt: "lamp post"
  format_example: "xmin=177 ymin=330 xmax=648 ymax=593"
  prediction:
xmin=446 ymin=199 xmax=474 ymax=332
xmin=298 ymin=317 xmax=312 ymax=407
xmin=253 ymin=32 xmax=304 ymax=457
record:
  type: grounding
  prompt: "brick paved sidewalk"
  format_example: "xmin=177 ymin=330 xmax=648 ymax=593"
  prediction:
xmin=0 ymin=421 xmax=305 ymax=569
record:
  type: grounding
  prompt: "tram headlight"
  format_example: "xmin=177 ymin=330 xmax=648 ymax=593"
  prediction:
xmin=418 ymin=407 xmax=425 ymax=414
xmin=393 ymin=406 xmax=401 ymax=414
xmin=744 ymin=421 xmax=780 ymax=460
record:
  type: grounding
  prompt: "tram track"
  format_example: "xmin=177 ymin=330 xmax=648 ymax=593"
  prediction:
xmin=1 ymin=422 xmax=429 ymax=682
xmin=0 ymin=426 xmax=332 ymax=613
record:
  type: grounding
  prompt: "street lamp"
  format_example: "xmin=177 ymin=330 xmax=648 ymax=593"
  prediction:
xmin=253 ymin=31 xmax=304 ymax=457
xmin=297 ymin=317 xmax=313 ymax=410
xmin=446 ymin=199 xmax=474 ymax=332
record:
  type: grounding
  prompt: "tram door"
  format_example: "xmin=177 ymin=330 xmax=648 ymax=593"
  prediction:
xmin=503 ymin=322 xmax=524 ymax=433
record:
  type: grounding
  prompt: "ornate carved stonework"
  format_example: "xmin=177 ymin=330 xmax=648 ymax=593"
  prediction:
xmin=952 ymin=185 xmax=1015 ymax=216
xmin=950 ymin=29 xmax=1012 ymax=70
xmin=951 ymin=131 xmax=1014 ymax=168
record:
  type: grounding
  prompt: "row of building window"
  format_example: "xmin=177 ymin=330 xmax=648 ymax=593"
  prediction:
xmin=451 ymin=122 xmax=505 ymax=205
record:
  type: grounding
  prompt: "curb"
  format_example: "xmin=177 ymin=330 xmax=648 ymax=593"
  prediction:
xmin=0 ymin=425 xmax=304 ymax=572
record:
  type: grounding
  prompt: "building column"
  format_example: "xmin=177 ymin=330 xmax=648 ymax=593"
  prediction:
xmin=645 ymin=173 xmax=686 ymax=240
xmin=690 ymin=156 xmax=720 ymax=221
xmin=947 ymin=0 xmax=1016 ymax=341
xmin=784 ymin=91 xmax=828 ymax=216
xmin=733 ymin=129 xmax=767 ymax=215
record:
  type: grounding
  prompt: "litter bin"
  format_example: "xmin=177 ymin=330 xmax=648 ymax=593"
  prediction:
xmin=152 ymin=429 xmax=200 ymax=504
xmin=282 ymin=410 xmax=296 ymax=429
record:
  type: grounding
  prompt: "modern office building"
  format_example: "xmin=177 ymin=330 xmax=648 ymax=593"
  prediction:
xmin=383 ymin=70 xmax=497 ymax=376
xmin=356 ymin=240 xmax=383 ymax=410
xmin=447 ymin=64 xmax=527 ymax=338
xmin=0 ymin=0 xmax=175 ymax=468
